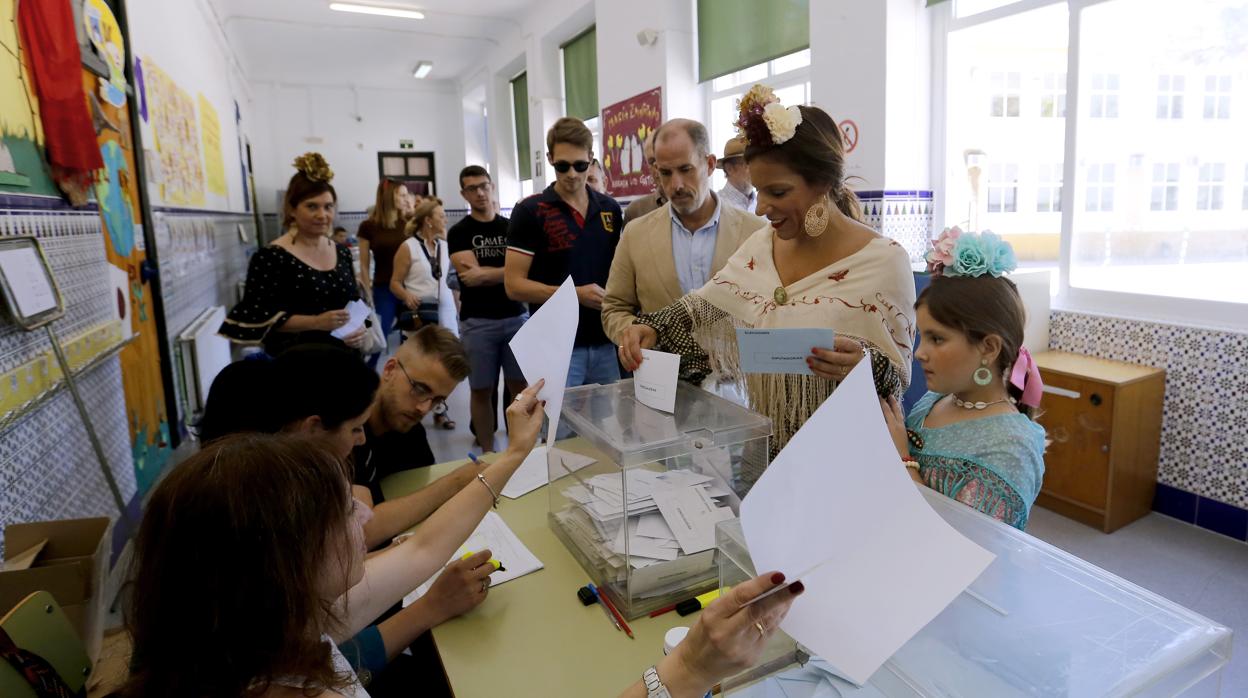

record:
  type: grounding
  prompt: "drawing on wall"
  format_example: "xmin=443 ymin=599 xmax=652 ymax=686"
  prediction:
xmin=0 ymin=0 xmax=55 ymax=195
xmin=198 ymin=93 xmax=226 ymax=197
xmin=144 ymin=57 xmax=205 ymax=207
xmin=601 ymin=87 xmax=662 ymax=198
xmin=94 ymin=140 xmax=135 ymax=257
xmin=82 ymin=0 xmax=126 ymax=108
xmin=83 ymin=65 xmax=173 ymax=494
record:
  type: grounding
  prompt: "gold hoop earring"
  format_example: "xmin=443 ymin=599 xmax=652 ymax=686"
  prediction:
xmin=804 ymin=197 xmax=830 ymax=238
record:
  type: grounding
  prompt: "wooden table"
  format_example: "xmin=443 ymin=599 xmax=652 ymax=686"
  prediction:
xmin=381 ymin=444 xmax=691 ymax=697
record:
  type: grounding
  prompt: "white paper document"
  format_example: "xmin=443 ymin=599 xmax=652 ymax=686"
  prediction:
xmin=651 ymin=485 xmax=734 ymax=555
xmin=740 ymin=361 xmax=995 ymax=685
xmin=330 ymin=299 xmax=372 ymax=339
xmin=508 ymin=276 xmax=579 ymax=446
xmin=402 ymin=511 xmax=543 ymax=607
xmin=500 ymin=445 xmax=596 ymax=499
xmin=633 ymin=348 xmax=680 ymax=413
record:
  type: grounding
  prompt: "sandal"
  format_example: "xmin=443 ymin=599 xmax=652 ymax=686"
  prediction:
xmin=434 ymin=413 xmax=456 ymax=430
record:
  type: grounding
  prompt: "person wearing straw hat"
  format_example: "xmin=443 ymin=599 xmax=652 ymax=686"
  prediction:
xmin=717 ymin=136 xmax=757 ymax=214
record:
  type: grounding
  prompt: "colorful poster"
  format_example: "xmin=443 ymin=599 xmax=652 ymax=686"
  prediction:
xmin=82 ymin=69 xmax=173 ymax=495
xmin=144 ymin=58 xmax=205 ymax=207
xmin=82 ymin=0 xmax=126 ymax=107
xmin=0 ymin=0 xmax=56 ymax=195
xmin=601 ymin=87 xmax=662 ymax=198
xmin=198 ymin=93 xmax=226 ymax=196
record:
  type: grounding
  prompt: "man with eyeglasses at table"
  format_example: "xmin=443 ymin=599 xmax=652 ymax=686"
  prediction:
xmin=351 ymin=324 xmax=482 ymax=549
xmin=505 ymin=116 xmax=624 ymax=387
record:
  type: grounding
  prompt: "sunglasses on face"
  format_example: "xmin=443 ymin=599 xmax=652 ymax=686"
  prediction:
xmin=552 ymin=160 xmax=591 ymax=174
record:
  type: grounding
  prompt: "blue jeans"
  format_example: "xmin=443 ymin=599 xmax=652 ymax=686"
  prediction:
xmin=368 ymin=285 xmax=400 ymax=368
xmin=566 ymin=343 xmax=621 ymax=388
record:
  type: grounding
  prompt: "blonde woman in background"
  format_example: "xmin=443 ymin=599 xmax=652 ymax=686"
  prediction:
xmin=392 ymin=197 xmax=458 ymax=429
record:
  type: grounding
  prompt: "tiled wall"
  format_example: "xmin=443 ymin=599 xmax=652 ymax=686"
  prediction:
xmin=858 ymin=190 xmax=934 ymax=265
xmin=153 ymin=211 xmax=256 ymax=433
xmin=0 ymin=204 xmax=136 ymax=556
xmin=1048 ymin=310 xmax=1248 ymax=540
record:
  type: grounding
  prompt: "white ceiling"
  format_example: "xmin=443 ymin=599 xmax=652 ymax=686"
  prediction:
xmin=208 ymin=0 xmax=535 ymax=89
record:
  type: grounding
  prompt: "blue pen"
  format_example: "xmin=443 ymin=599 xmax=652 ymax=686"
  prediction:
xmin=467 ymin=452 xmax=482 ymax=465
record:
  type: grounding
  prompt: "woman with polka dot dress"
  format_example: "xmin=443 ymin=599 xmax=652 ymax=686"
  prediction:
xmin=220 ymin=153 xmax=366 ymax=356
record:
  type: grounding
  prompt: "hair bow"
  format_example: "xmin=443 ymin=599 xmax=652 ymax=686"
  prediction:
xmin=1010 ymin=346 xmax=1043 ymax=408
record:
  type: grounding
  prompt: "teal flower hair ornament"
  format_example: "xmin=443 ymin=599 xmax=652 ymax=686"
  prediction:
xmin=925 ymin=227 xmax=1018 ymax=278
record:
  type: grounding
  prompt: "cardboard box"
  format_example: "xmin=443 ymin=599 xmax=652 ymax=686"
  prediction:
xmin=1 ymin=517 xmax=112 ymax=660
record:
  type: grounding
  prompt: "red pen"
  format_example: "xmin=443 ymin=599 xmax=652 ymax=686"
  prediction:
xmin=590 ymin=583 xmax=634 ymax=639
xmin=649 ymin=604 xmax=677 ymax=618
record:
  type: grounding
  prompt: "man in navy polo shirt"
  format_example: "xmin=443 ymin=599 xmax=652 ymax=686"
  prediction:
xmin=505 ymin=116 xmax=623 ymax=387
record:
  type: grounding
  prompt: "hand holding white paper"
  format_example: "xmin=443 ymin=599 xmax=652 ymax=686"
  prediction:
xmin=508 ymin=276 xmax=579 ymax=447
xmin=739 ymin=361 xmax=995 ymax=685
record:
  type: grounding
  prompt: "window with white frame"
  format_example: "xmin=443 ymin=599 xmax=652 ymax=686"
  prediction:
xmin=943 ymin=2 xmax=1067 ymax=274
xmin=939 ymin=0 xmax=1248 ymax=320
xmin=706 ymin=49 xmax=811 ymax=192
xmin=1204 ymin=75 xmax=1232 ymax=119
xmin=1196 ymin=163 xmax=1225 ymax=210
xmin=1037 ymin=163 xmax=1062 ymax=212
xmin=1039 ymin=72 xmax=1066 ymax=118
xmin=1155 ymin=74 xmax=1185 ymax=119
xmin=990 ymin=72 xmax=1022 ymax=117
xmin=1084 ymin=163 xmax=1115 ymax=212
xmin=1150 ymin=163 xmax=1180 ymax=211
xmin=1089 ymin=73 xmax=1119 ymax=118
xmin=987 ymin=163 xmax=1019 ymax=213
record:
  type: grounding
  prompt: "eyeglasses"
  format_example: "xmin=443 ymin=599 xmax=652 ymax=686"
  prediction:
xmin=462 ymin=182 xmax=492 ymax=195
xmin=395 ymin=358 xmax=445 ymax=407
xmin=552 ymin=160 xmax=591 ymax=174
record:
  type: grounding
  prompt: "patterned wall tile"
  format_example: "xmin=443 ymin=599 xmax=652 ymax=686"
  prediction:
xmin=1048 ymin=310 xmax=1248 ymax=509
xmin=153 ymin=211 xmax=256 ymax=431
xmin=858 ymin=191 xmax=934 ymax=265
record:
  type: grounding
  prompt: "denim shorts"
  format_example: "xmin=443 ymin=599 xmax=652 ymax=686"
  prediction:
xmin=459 ymin=315 xmax=528 ymax=390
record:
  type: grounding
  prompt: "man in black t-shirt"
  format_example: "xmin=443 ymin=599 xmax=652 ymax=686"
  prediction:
xmin=447 ymin=165 xmax=529 ymax=452
xmin=504 ymin=117 xmax=623 ymax=388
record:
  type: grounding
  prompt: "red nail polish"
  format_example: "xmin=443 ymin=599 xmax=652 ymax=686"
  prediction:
xmin=770 ymin=572 xmax=785 ymax=585
xmin=789 ymin=581 xmax=805 ymax=595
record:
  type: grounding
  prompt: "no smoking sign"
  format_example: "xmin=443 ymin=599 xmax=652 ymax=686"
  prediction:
xmin=839 ymin=120 xmax=859 ymax=154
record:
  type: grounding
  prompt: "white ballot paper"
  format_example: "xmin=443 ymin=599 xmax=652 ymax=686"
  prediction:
xmin=500 ymin=445 xmax=596 ymax=499
xmin=633 ymin=348 xmax=680 ymax=413
xmin=402 ymin=511 xmax=543 ymax=607
xmin=740 ymin=361 xmax=995 ymax=685
xmin=509 ymin=277 xmax=579 ymax=447
xmin=330 ymin=299 xmax=372 ymax=339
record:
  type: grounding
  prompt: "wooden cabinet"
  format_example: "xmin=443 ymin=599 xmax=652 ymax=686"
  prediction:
xmin=1033 ymin=351 xmax=1166 ymax=533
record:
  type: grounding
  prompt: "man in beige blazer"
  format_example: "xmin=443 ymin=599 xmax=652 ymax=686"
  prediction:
xmin=603 ymin=119 xmax=763 ymax=347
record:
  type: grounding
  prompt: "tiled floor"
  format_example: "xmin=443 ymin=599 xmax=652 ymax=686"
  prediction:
xmin=1026 ymin=506 xmax=1248 ymax=695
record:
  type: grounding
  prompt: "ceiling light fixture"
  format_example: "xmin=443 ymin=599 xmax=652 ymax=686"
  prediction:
xmin=329 ymin=3 xmax=425 ymax=20
xmin=412 ymin=61 xmax=433 ymax=79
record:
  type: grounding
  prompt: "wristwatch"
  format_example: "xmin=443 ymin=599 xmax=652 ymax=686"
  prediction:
xmin=644 ymin=666 xmax=672 ymax=698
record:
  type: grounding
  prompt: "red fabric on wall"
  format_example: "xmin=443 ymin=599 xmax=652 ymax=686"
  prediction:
xmin=18 ymin=0 xmax=104 ymax=185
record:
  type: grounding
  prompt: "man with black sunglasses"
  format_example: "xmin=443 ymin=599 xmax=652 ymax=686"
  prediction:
xmin=505 ymin=116 xmax=624 ymax=388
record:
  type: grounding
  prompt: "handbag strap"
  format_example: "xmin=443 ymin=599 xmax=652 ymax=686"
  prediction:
xmin=417 ymin=238 xmax=442 ymax=281
xmin=0 ymin=626 xmax=82 ymax=698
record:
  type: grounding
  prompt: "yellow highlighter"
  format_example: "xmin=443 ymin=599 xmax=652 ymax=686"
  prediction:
xmin=676 ymin=587 xmax=726 ymax=616
xmin=462 ymin=550 xmax=505 ymax=572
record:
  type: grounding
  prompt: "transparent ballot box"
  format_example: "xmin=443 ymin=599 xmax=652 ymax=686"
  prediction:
xmin=548 ymin=379 xmax=771 ymax=619
xmin=714 ymin=489 xmax=1233 ymax=697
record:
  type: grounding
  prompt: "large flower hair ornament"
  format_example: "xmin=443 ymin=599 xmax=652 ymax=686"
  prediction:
xmin=735 ymin=84 xmax=802 ymax=147
xmin=926 ymin=227 xmax=1017 ymax=278
xmin=293 ymin=152 xmax=334 ymax=182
